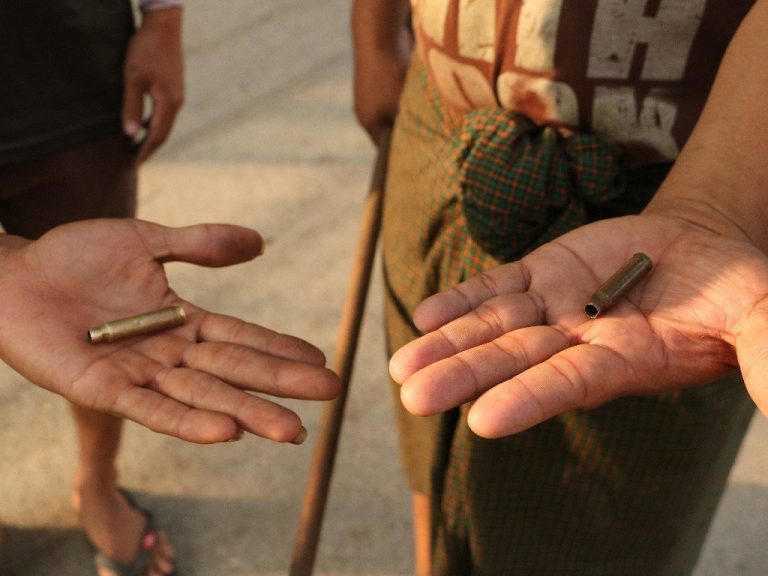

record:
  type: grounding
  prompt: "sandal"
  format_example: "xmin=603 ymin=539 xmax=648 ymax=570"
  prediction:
xmin=90 ymin=489 xmax=176 ymax=576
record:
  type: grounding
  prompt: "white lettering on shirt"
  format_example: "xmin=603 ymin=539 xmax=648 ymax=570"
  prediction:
xmin=588 ymin=0 xmax=706 ymax=80
xmin=514 ymin=0 xmax=566 ymax=72
xmin=592 ymin=86 xmax=679 ymax=159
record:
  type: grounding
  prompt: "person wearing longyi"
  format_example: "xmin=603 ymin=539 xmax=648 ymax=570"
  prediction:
xmin=355 ymin=0 xmax=768 ymax=574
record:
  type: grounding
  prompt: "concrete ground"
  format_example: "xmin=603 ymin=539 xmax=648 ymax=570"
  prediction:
xmin=1 ymin=1 xmax=767 ymax=574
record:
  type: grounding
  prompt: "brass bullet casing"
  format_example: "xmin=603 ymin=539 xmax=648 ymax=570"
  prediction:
xmin=88 ymin=305 xmax=186 ymax=344
xmin=584 ymin=253 xmax=653 ymax=318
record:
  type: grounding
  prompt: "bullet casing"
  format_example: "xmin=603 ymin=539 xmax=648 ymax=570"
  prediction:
xmin=585 ymin=253 xmax=653 ymax=318
xmin=88 ymin=305 xmax=186 ymax=344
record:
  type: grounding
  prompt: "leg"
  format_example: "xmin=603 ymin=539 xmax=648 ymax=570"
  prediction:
xmin=0 ymin=132 xmax=175 ymax=575
xmin=379 ymin=51 xmax=757 ymax=575
xmin=70 ymin=407 xmax=176 ymax=576
xmin=385 ymin=272 xmax=442 ymax=576
xmin=412 ymin=491 xmax=432 ymax=576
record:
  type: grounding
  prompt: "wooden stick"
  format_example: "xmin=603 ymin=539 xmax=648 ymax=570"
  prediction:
xmin=289 ymin=127 xmax=393 ymax=576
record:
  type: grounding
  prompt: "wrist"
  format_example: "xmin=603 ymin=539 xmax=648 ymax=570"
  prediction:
xmin=138 ymin=0 xmax=182 ymax=12
xmin=644 ymin=192 xmax=765 ymax=251
xmin=0 ymin=234 xmax=30 ymax=257
xmin=138 ymin=3 xmax=182 ymax=28
xmin=352 ymin=0 xmax=410 ymax=53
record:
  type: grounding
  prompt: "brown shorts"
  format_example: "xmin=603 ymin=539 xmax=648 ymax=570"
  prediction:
xmin=0 ymin=131 xmax=137 ymax=239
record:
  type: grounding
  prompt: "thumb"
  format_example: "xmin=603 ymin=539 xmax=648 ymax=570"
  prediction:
xmin=134 ymin=221 xmax=264 ymax=267
xmin=736 ymin=299 xmax=768 ymax=414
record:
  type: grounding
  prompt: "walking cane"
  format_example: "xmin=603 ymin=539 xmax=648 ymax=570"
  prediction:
xmin=289 ymin=127 xmax=393 ymax=576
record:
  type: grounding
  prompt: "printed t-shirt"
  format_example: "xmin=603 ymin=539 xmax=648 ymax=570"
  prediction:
xmin=412 ymin=0 xmax=755 ymax=165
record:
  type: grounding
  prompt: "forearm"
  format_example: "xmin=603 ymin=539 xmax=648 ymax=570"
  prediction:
xmin=351 ymin=0 xmax=411 ymax=139
xmin=646 ymin=0 xmax=768 ymax=251
xmin=137 ymin=4 xmax=182 ymax=39
xmin=352 ymin=0 xmax=410 ymax=55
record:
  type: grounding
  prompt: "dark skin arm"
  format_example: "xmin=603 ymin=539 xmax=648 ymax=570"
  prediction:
xmin=352 ymin=0 xmax=411 ymax=141
xmin=122 ymin=7 xmax=184 ymax=163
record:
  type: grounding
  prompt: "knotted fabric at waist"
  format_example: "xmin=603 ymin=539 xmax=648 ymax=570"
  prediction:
xmin=458 ymin=108 xmax=638 ymax=267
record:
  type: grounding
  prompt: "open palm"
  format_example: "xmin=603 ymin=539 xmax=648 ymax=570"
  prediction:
xmin=0 ymin=219 xmax=339 ymax=444
xmin=390 ymin=214 xmax=768 ymax=437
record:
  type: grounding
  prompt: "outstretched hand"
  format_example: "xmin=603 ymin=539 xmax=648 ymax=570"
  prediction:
xmin=0 ymin=219 xmax=340 ymax=444
xmin=390 ymin=214 xmax=768 ymax=437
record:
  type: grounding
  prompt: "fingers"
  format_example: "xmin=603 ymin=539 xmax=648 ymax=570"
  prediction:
xmin=71 ymin=348 xmax=240 ymax=443
xmin=106 ymin=384 xmax=242 ymax=444
xmin=141 ymin=331 xmax=338 ymax=439
xmin=399 ymin=325 xmax=569 ymax=415
xmin=466 ymin=343 xmax=636 ymax=438
xmin=412 ymin=262 xmax=530 ymax=332
xmin=151 ymin=367 xmax=307 ymax=443
xmin=121 ymin=68 xmax=145 ymax=144
xmin=198 ymin=313 xmax=327 ymax=366
xmin=390 ymin=292 xmax=543 ymax=383
xmin=181 ymin=341 xmax=339 ymax=401
xmin=76 ymin=340 xmax=336 ymax=443
xmin=136 ymin=333 xmax=340 ymax=402
xmin=134 ymin=221 xmax=264 ymax=266
xmin=114 ymin=306 xmax=335 ymax=403
xmin=134 ymin=92 xmax=182 ymax=164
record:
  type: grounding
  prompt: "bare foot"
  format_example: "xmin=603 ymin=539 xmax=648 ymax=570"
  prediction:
xmin=72 ymin=477 xmax=176 ymax=576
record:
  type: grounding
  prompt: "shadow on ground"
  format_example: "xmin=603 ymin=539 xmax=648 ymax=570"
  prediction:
xmin=2 ymin=490 xmax=412 ymax=576
xmin=694 ymin=482 xmax=768 ymax=575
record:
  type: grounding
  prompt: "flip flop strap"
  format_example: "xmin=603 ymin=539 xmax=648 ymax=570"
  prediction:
xmin=93 ymin=489 xmax=160 ymax=576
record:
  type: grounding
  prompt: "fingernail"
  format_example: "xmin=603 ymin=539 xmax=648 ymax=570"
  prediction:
xmin=291 ymin=426 xmax=308 ymax=445
xmin=228 ymin=428 xmax=244 ymax=442
xmin=124 ymin=120 xmax=140 ymax=137
xmin=258 ymin=236 xmax=273 ymax=256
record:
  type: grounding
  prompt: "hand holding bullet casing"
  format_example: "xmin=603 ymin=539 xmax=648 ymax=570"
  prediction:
xmin=88 ymin=305 xmax=186 ymax=343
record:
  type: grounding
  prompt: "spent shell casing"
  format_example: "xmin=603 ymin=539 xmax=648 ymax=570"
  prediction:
xmin=88 ymin=305 xmax=186 ymax=344
xmin=584 ymin=253 xmax=652 ymax=319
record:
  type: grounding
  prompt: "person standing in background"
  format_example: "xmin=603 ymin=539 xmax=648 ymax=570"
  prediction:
xmin=0 ymin=1 xmax=184 ymax=574
xmin=354 ymin=0 xmax=764 ymax=574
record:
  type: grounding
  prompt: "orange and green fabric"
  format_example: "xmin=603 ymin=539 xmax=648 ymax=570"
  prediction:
xmin=381 ymin=55 xmax=754 ymax=576
xmin=457 ymin=109 xmax=629 ymax=278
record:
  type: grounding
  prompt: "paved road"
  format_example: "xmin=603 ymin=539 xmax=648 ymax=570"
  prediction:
xmin=1 ymin=2 xmax=767 ymax=574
